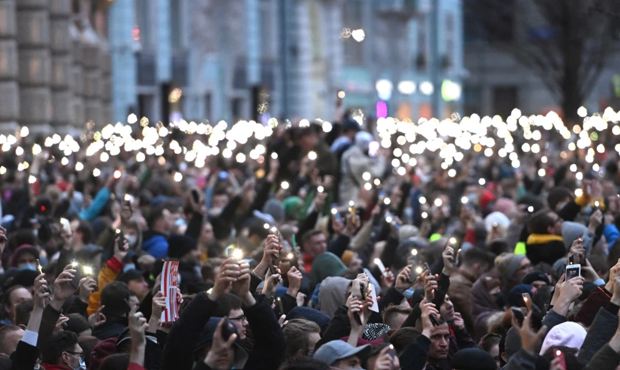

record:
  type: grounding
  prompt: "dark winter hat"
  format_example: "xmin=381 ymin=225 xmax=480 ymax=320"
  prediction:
xmin=167 ymin=234 xmax=197 ymax=259
xmin=452 ymin=348 xmax=497 ymax=370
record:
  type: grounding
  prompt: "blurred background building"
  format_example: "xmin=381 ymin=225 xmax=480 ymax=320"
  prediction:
xmin=463 ymin=0 xmax=620 ymax=119
xmin=0 ymin=0 xmax=112 ymax=132
xmin=108 ymin=0 xmax=465 ymax=124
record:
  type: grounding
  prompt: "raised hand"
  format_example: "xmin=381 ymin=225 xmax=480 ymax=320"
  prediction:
xmin=419 ymin=299 xmax=440 ymax=338
xmin=395 ymin=265 xmax=412 ymax=292
xmin=78 ymin=276 xmax=97 ymax=304
xmin=261 ymin=271 xmax=281 ymax=298
xmin=568 ymin=237 xmax=585 ymax=263
xmin=611 ymin=276 xmax=620 ymax=306
xmin=254 ymin=235 xmax=281 ymax=278
xmin=113 ymin=233 xmax=129 ymax=261
xmin=33 ymin=273 xmax=50 ymax=309
xmin=209 ymin=259 xmax=240 ymax=301
xmin=512 ymin=311 xmax=547 ymax=356
xmin=373 ymin=345 xmax=400 ymax=370
xmin=231 ymin=260 xmax=254 ymax=306
xmin=606 ymin=258 xmax=620 ymax=293
xmin=286 ymin=266 xmax=303 ymax=297
xmin=128 ymin=306 xmax=148 ymax=366
xmin=346 ymin=294 xmax=369 ymax=335
xmin=51 ymin=265 xmax=78 ymax=309
xmin=453 ymin=311 xmax=465 ymax=330
xmin=128 ymin=306 xmax=148 ymax=345
xmin=423 ymin=273 xmax=438 ymax=301
xmin=204 ymin=318 xmax=237 ymax=370
xmin=553 ymin=276 xmax=584 ymax=316
xmin=88 ymin=305 xmax=107 ymax=328
xmin=442 ymin=246 xmax=456 ymax=276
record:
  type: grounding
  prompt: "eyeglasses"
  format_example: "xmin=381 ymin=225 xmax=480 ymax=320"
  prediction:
xmin=228 ymin=315 xmax=246 ymax=322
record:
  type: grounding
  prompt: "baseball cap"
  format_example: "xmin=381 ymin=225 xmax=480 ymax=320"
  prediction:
xmin=313 ymin=340 xmax=370 ymax=366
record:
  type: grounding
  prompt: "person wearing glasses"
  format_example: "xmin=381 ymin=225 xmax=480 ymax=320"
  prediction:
xmin=40 ymin=331 xmax=85 ymax=370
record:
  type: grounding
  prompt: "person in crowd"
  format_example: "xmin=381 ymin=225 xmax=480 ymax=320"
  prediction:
xmin=0 ymin=111 xmax=617 ymax=370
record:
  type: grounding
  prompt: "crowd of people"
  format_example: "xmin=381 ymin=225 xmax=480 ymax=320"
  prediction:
xmin=0 ymin=110 xmax=619 ymax=370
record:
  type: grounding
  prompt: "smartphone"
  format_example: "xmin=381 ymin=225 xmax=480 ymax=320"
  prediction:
xmin=374 ymin=258 xmax=387 ymax=277
xmin=115 ymin=229 xmax=128 ymax=252
xmin=191 ymin=189 xmax=200 ymax=203
xmin=522 ymin=292 xmax=532 ymax=313
xmin=71 ymin=262 xmax=83 ymax=289
xmin=554 ymin=349 xmax=567 ymax=370
xmin=369 ymin=141 xmax=379 ymax=157
xmin=220 ymin=318 xmax=237 ymax=341
xmin=511 ymin=307 xmax=525 ymax=326
xmin=566 ymin=263 xmax=581 ymax=279
xmin=123 ymin=193 xmax=134 ymax=205
xmin=350 ymin=279 xmax=365 ymax=325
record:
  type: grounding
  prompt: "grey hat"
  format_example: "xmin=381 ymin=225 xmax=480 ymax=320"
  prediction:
xmin=313 ymin=340 xmax=370 ymax=365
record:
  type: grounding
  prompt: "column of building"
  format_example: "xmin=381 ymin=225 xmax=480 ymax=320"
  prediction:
xmin=69 ymin=21 xmax=85 ymax=127
xmin=286 ymin=0 xmax=312 ymax=118
xmin=322 ymin=0 xmax=345 ymax=120
xmin=0 ymin=0 xmax=19 ymax=130
xmin=78 ymin=0 xmax=103 ymax=125
xmin=50 ymin=0 xmax=72 ymax=128
xmin=17 ymin=0 xmax=53 ymax=130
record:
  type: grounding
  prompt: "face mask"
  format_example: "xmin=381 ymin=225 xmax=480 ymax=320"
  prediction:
xmin=18 ymin=263 xmax=37 ymax=271
xmin=75 ymin=357 xmax=86 ymax=370
xmin=125 ymin=234 xmax=138 ymax=247
xmin=175 ymin=218 xmax=187 ymax=229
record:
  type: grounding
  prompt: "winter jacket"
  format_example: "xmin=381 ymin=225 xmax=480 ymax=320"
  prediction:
xmin=87 ymin=256 xmax=123 ymax=316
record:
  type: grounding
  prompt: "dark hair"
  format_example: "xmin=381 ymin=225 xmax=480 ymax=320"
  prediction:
xmin=547 ymin=187 xmax=573 ymax=211
xmin=214 ymin=293 xmax=242 ymax=317
xmin=278 ymin=357 xmax=330 ymax=370
xmin=2 ymin=285 xmax=27 ymax=317
xmin=462 ymin=247 xmax=496 ymax=267
xmin=389 ymin=327 xmax=420 ymax=354
xmin=246 ymin=218 xmax=270 ymax=239
xmin=301 ymin=230 xmax=323 ymax=247
xmin=76 ymin=221 xmax=93 ymax=244
xmin=479 ymin=333 xmax=501 ymax=352
xmin=0 ymin=325 xmax=22 ymax=355
xmin=146 ymin=205 xmax=168 ymax=229
xmin=282 ymin=319 xmax=321 ymax=359
xmin=527 ymin=210 xmax=555 ymax=234
xmin=14 ymin=299 xmax=33 ymax=327
xmin=99 ymin=353 xmax=129 ymax=370
xmin=383 ymin=305 xmax=411 ymax=329
xmin=100 ymin=282 xmax=131 ymax=320
xmin=41 ymin=331 xmax=79 ymax=364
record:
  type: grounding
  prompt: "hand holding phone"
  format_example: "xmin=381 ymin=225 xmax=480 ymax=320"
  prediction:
xmin=566 ymin=263 xmax=581 ymax=279
xmin=220 ymin=318 xmax=237 ymax=341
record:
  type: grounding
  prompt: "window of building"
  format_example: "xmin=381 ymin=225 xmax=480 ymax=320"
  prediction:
xmin=443 ymin=13 xmax=454 ymax=69
xmin=135 ymin=0 xmax=152 ymax=49
xmin=415 ymin=15 xmax=427 ymax=70
xmin=343 ymin=0 xmax=364 ymax=65
xmin=170 ymin=0 xmax=182 ymax=50
xmin=492 ymin=86 xmax=518 ymax=117
xmin=138 ymin=93 xmax=155 ymax=120
xmin=259 ymin=0 xmax=275 ymax=59
xmin=463 ymin=85 xmax=482 ymax=115
xmin=204 ymin=93 xmax=212 ymax=121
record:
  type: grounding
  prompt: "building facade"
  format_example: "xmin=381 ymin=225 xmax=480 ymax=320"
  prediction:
xmin=0 ymin=0 xmax=112 ymax=132
xmin=108 ymin=0 xmax=465 ymax=124
xmin=463 ymin=1 xmax=620 ymax=118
